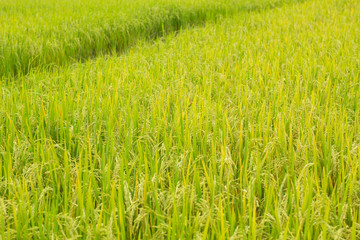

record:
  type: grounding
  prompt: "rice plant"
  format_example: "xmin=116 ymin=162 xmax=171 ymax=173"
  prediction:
xmin=0 ymin=0 xmax=282 ymax=78
xmin=0 ymin=0 xmax=360 ymax=239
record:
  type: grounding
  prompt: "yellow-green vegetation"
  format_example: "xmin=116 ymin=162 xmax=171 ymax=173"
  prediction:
xmin=1 ymin=0 xmax=360 ymax=239
xmin=0 ymin=0 xmax=281 ymax=78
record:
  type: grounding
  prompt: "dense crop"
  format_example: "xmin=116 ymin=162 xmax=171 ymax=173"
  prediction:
xmin=1 ymin=0 xmax=360 ymax=239
xmin=0 ymin=0 xmax=284 ymax=78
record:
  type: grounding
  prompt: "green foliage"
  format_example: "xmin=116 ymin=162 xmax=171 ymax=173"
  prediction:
xmin=1 ymin=0 xmax=360 ymax=239
xmin=0 ymin=0 xmax=279 ymax=78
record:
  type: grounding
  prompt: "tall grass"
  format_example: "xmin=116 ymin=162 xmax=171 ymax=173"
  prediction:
xmin=1 ymin=0 xmax=360 ymax=238
xmin=0 ymin=0 xmax=284 ymax=78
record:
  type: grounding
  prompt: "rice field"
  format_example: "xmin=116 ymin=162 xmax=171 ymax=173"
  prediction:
xmin=0 ymin=0 xmax=277 ymax=78
xmin=1 ymin=0 xmax=360 ymax=239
